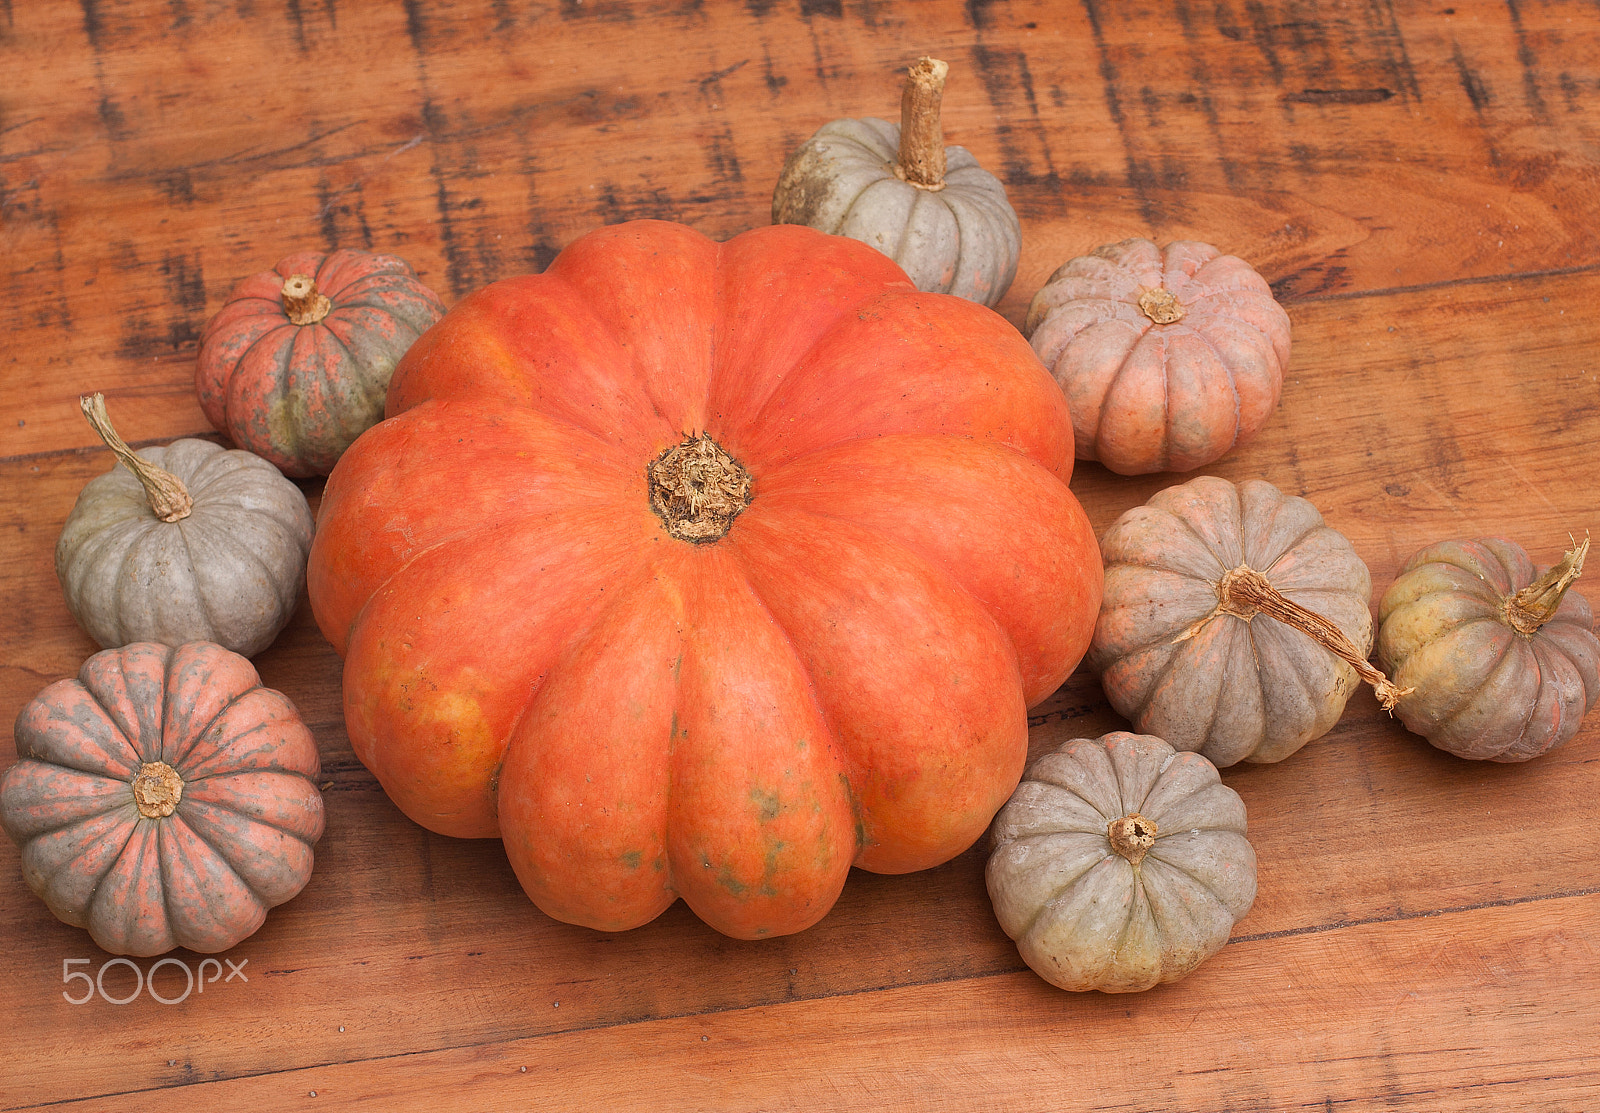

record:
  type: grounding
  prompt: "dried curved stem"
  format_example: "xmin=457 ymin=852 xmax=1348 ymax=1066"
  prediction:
xmin=1504 ymin=535 xmax=1589 ymax=635
xmin=1178 ymin=564 xmax=1411 ymax=710
xmin=80 ymin=393 xmax=192 ymax=522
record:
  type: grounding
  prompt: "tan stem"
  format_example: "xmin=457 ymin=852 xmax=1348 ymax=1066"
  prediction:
xmin=895 ymin=57 xmax=949 ymax=190
xmin=1108 ymin=813 xmax=1157 ymax=866
xmin=648 ymin=433 xmax=752 ymax=543
xmin=1138 ymin=288 xmax=1187 ymax=325
xmin=282 ymin=273 xmax=332 ymax=325
xmin=132 ymin=761 xmax=184 ymax=818
xmin=1206 ymin=564 xmax=1412 ymax=710
xmin=79 ymin=393 xmax=193 ymax=522
xmin=1504 ymin=536 xmax=1589 ymax=635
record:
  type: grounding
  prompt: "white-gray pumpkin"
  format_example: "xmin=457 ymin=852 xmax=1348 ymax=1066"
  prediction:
xmin=772 ymin=57 xmax=1021 ymax=308
xmin=987 ymin=731 xmax=1257 ymax=993
xmin=56 ymin=395 xmax=313 ymax=658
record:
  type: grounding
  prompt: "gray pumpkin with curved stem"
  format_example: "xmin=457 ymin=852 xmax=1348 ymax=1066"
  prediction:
xmin=772 ymin=57 xmax=1021 ymax=308
xmin=987 ymin=731 xmax=1256 ymax=993
xmin=56 ymin=395 xmax=314 ymax=658
xmin=1089 ymin=475 xmax=1397 ymax=767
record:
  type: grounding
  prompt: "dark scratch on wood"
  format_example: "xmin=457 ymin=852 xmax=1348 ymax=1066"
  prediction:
xmin=969 ymin=45 xmax=1058 ymax=191
xmin=402 ymin=0 xmax=427 ymax=53
xmin=1241 ymin=0 xmax=1287 ymax=85
xmin=760 ymin=44 xmax=788 ymax=96
xmin=699 ymin=58 xmax=749 ymax=87
xmin=1371 ymin=0 xmax=1422 ymax=101
xmin=1170 ymin=1 xmax=1241 ymax=191
xmin=287 ymin=0 xmax=308 ymax=51
xmin=162 ymin=250 xmax=206 ymax=317
xmin=156 ymin=168 xmax=196 ymax=204
xmin=79 ymin=0 xmax=131 ymax=141
xmin=316 ymin=177 xmax=374 ymax=252
xmin=1078 ymin=0 xmax=1158 ymax=226
xmin=1504 ymin=0 xmax=1551 ymax=122
xmin=560 ymin=0 xmax=636 ymax=20
xmin=78 ymin=0 xmax=104 ymax=48
xmin=1285 ymin=88 xmax=1396 ymax=105
xmin=113 ymin=249 xmax=206 ymax=359
xmin=799 ymin=0 xmax=842 ymax=17
xmin=1452 ymin=42 xmax=1493 ymax=114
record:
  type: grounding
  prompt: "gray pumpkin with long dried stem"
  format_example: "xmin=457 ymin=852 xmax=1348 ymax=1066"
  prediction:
xmin=772 ymin=57 xmax=1021 ymax=307
xmin=987 ymin=731 xmax=1256 ymax=993
xmin=1089 ymin=475 xmax=1403 ymax=767
xmin=55 ymin=394 xmax=314 ymax=657
xmin=1377 ymin=536 xmax=1599 ymax=761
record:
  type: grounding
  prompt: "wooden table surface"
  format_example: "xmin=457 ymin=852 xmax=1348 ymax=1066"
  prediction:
xmin=4 ymin=2 xmax=1599 ymax=1109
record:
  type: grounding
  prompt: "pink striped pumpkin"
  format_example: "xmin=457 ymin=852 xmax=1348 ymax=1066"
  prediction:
xmin=196 ymin=248 xmax=445 ymax=477
xmin=1 ymin=642 xmax=324 ymax=955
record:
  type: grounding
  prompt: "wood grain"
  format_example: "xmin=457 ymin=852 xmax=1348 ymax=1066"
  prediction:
xmin=25 ymin=896 xmax=1600 ymax=1112
xmin=3 ymin=1 xmax=1599 ymax=1109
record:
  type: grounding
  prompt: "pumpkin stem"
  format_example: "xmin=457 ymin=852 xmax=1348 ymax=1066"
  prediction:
xmin=1137 ymin=287 xmax=1187 ymax=325
xmin=1504 ymin=534 xmax=1590 ymax=635
xmin=79 ymin=393 xmax=193 ymax=523
xmin=1108 ymin=813 xmax=1157 ymax=866
xmin=132 ymin=761 xmax=184 ymax=818
xmin=895 ymin=56 xmax=949 ymax=191
xmin=648 ymin=433 xmax=752 ymax=543
xmin=1211 ymin=565 xmax=1413 ymax=711
xmin=282 ymin=273 xmax=332 ymax=326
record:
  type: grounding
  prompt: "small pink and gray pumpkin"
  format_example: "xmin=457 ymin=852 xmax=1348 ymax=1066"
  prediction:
xmin=197 ymin=248 xmax=446 ymax=477
xmin=1 ymin=642 xmax=324 ymax=956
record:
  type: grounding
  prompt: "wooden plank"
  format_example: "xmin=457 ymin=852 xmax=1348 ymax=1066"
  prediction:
xmin=5 ymin=1 xmax=1600 ymax=457
xmin=3 ymin=265 xmax=1597 ymax=1106
xmin=22 ymin=894 xmax=1600 ymax=1112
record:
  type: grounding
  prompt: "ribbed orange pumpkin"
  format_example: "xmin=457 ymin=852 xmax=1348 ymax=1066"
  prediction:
xmin=1 ymin=642 xmax=324 ymax=956
xmin=196 ymin=248 xmax=445 ymax=477
xmin=307 ymin=220 xmax=1102 ymax=939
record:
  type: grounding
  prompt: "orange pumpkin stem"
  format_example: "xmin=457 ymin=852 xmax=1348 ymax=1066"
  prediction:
xmin=79 ymin=393 xmax=194 ymax=523
xmin=132 ymin=761 xmax=184 ymax=818
xmin=282 ymin=273 xmax=333 ymax=326
xmin=895 ymin=56 xmax=949 ymax=191
xmin=1212 ymin=565 xmax=1413 ymax=710
xmin=1504 ymin=535 xmax=1589 ymax=635
xmin=1108 ymin=812 xmax=1157 ymax=866
xmin=648 ymin=433 xmax=752 ymax=543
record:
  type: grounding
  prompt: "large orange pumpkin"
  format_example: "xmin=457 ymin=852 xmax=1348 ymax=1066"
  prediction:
xmin=307 ymin=220 xmax=1102 ymax=939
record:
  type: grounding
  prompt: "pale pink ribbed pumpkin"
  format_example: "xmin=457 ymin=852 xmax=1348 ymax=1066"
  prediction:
xmin=1025 ymin=238 xmax=1291 ymax=476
